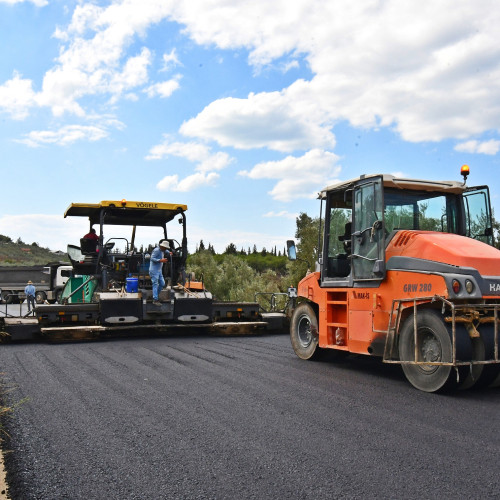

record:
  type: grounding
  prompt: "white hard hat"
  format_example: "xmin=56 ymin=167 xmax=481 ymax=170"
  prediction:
xmin=159 ymin=240 xmax=170 ymax=248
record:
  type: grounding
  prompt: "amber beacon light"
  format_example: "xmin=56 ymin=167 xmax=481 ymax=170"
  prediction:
xmin=461 ymin=164 xmax=470 ymax=183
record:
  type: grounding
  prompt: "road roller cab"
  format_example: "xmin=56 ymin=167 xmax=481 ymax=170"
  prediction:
xmin=287 ymin=166 xmax=500 ymax=392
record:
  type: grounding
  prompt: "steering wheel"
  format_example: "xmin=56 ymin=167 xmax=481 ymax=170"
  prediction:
xmin=171 ymin=246 xmax=183 ymax=258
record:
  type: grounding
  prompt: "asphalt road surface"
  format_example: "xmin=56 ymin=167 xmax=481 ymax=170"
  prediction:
xmin=0 ymin=333 xmax=498 ymax=500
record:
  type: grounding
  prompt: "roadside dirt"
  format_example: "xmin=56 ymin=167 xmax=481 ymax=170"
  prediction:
xmin=0 ymin=454 xmax=8 ymax=499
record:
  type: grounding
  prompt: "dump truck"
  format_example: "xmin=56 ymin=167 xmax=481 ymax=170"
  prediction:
xmin=1 ymin=200 xmax=288 ymax=341
xmin=0 ymin=263 xmax=72 ymax=304
xmin=287 ymin=166 xmax=500 ymax=392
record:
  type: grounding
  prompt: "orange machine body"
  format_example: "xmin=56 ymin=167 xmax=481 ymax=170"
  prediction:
xmin=297 ymin=230 xmax=500 ymax=357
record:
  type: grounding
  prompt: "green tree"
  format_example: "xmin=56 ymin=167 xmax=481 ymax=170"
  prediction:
xmin=492 ymin=211 xmax=500 ymax=249
xmin=288 ymin=212 xmax=322 ymax=287
xmin=295 ymin=212 xmax=321 ymax=266
xmin=224 ymin=242 xmax=237 ymax=255
xmin=244 ymin=253 xmax=287 ymax=274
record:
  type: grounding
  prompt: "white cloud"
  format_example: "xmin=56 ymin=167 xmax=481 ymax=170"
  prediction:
xmin=280 ymin=60 xmax=300 ymax=73
xmin=36 ymin=45 xmax=154 ymax=114
xmin=161 ymin=49 xmax=182 ymax=72
xmin=171 ymin=1 xmax=306 ymax=67
xmin=454 ymin=139 xmax=500 ymax=155
xmin=263 ymin=211 xmax=298 ymax=220
xmin=180 ymin=85 xmax=335 ymax=153
xmin=0 ymin=214 xmax=86 ymax=253
xmin=108 ymin=47 xmax=152 ymax=101
xmin=239 ymin=149 xmax=340 ymax=202
xmin=3 ymin=0 xmax=500 ymax=160
xmin=196 ymin=151 xmax=234 ymax=173
xmin=36 ymin=67 xmax=88 ymax=117
xmin=156 ymin=174 xmax=179 ymax=191
xmin=156 ymin=172 xmax=219 ymax=192
xmin=0 ymin=72 xmax=37 ymax=120
xmin=147 ymin=137 xmax=234 ymax=191
xmin=4 ymin=1 xmax=176 ymax=117
xmin=145 ymin=76 xmax=181 ymax=98
xmin=16 ymin=124 xmax=111 ymax=148
xmin=146 ymin=138 xmax=211 ymax=162
xmin=53 ymin=2 xmax=103 ymax=40
xmin=175 ymin=0 xmax=500 ymax=145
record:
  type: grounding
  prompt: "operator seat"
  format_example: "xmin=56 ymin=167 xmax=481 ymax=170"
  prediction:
xmin=80 ymin=238 xmax=98 ymax=255
xmin=68 ymin=244 xmax=99 ymax=275
xmin=127 ymin=254 xmax=141 ymax=273
xmin=338 ymin=222 xmax=352 ymax=255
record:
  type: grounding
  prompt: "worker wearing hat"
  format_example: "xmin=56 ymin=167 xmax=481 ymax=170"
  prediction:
xmin=149 ymin=240 xmax=171 ymax=306
xmin=24 ymin=280 xmax=36 ymax=314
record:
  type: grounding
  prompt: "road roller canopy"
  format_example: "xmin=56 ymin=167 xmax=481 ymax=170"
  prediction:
xmin=319 ymin=174 xmax=466 ymax=199
xmin=64 ymin=200 xmax=188 ymax=227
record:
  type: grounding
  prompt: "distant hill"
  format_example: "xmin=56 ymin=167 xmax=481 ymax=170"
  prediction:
xmin=0 ymin=235 xmax=68 ymax=266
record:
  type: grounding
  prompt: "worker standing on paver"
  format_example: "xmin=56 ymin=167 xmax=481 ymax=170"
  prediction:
xmin=149 ymin=240 xmax=170 ymax=306
xmin=24 ymin=280 xmax=36 ymax=314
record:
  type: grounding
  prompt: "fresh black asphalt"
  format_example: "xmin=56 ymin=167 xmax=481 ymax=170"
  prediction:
xmin=0 ymin=333 xmax=499 ymax=499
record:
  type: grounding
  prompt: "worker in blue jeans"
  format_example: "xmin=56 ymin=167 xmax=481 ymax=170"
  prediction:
xmin=24 ymin=280 xmax=36 ymax=314
xmin=149 ymin=240 xmax=170 ymax=306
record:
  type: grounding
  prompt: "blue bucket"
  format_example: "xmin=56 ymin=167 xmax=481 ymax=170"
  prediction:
xmin=126 ymin=277 xmax=139 ymax=293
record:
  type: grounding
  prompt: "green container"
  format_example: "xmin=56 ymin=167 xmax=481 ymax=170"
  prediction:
xmin=61 ymin=276 xmax=98 ymax=303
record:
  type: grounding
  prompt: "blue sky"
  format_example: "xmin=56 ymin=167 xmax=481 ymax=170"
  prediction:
xmin=1 ymin=0 xmax=500 ymax=253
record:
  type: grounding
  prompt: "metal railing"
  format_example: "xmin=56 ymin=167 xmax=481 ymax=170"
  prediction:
xmin=1 ymin=293 xmax=36 ymax=318
xmin=382 ymin=295 xmax=500 ymax=367
xmin=254 ymin=292 xmax=293 ymax=314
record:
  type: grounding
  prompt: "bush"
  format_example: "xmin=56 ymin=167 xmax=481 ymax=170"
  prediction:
xmin=243 ymin=253 xmax=287 ymax=274
xmin=187 ymin=251 xmax=288 ymax=302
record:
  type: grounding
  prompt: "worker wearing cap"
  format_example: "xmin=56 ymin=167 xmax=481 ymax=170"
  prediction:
xmin=149 ymin=240 xmax=170 ymax=306
xmin=24 ymin=280 xmax=36 ymax=313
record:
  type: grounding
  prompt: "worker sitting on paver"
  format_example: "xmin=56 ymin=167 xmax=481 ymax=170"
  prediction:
xmin=83 ymin=227 xmax=99 ymax=241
